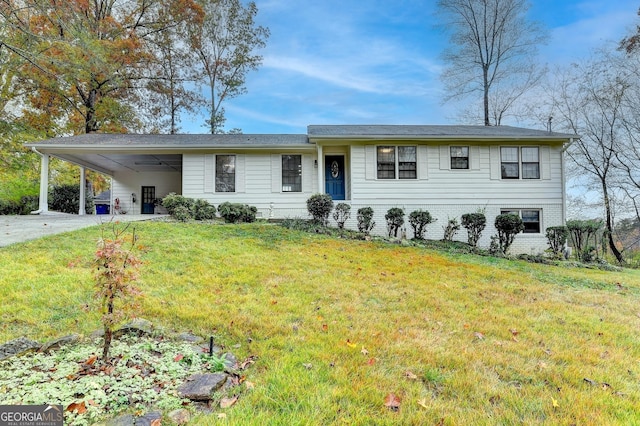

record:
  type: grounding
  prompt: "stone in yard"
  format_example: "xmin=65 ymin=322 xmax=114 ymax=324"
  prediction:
xmin=104 ymin=414 xmax=135 ymax=426
xmin=178 ymin=373 xmax=228 ymax=401
xmin=222 ymin=352 xmax=238 ymax=370
xmin=0 ymin=337 xmax=41 ymax=360
xmin=40 ymin=334 xmax=80 ymax=353
xmin=167 ymin=409 xmax=191 ymax=425
xmin=176 ymin=332 xmax=203 ymax=343
xmin=114 ymin=318 xmax=153 ymax=338
xmin=134 ymin=411 xmax=162 ymax=426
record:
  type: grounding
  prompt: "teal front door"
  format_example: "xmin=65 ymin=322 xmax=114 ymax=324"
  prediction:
xmin=325 ymin=156 xmax=345 ymax=200
xmin=141 ymin=186 xmax=155 ymax=214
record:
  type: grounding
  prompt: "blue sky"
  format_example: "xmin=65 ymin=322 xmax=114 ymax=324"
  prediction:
xmin=182 ymin=0 xmax=640 ymax=134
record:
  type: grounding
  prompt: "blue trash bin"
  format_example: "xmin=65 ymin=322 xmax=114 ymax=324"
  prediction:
xmin=96 ymin=204 xmax=110 ymax=214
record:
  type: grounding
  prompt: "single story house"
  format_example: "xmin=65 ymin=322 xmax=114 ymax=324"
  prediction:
xmin=25 ymin=125 xmax=577 ymax=254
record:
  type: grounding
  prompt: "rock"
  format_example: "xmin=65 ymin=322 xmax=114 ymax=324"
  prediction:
xmin=135 ymin=411 xmax=162 ymax=426
xmin=104 ymin=414 xmax=135 ymax=426
xmin=0 ymin=337 xmax=41 ymax=360
xmin=222 ymin=352 xmax=238 ymax=370
xmin=176 ymin=332 xmax=203 ymax=343
xmin=40 ymin=334 xmax=80 ymax=353
xmin=178 ymin=373 xmax=227 ymax=401
xmin=167 ymin=409 xmax=191 ymax=425
xmin=114 ymin=318 xmax=153 ymax=338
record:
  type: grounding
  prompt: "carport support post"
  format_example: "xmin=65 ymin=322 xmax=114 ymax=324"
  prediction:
xmin=79 ymin=166 xmax=86 ymax=215
xmin=37 ymin=153 xmax=49 ymax=213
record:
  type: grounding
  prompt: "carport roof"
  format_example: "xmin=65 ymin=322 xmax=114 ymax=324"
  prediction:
xmin=25 ymin=133 xmax=310 ymax=149
xmin=24 ymin=133 xmax=312 ymax=176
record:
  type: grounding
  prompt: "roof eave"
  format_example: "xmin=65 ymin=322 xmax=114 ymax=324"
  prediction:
xmin=309 ymin=135 xmax=575 ymax=143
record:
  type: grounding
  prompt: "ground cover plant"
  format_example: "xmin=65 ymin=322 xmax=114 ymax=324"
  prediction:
xmin=1 ymin=222 xmax=640 ymax=424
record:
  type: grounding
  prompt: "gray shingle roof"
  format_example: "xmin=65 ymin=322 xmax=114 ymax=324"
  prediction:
xmin=307 ymin=125 xmax=577 ymax=139
xmin=26 ymin=133 xmax=310 ymax=147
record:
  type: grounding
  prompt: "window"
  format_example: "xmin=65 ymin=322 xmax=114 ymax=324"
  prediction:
xmin=501 ymin=147 xmax=519 ymax=179
xmin=377 ymin=146 xmax=417 ymax=179
xmin=377 ymin=146 xmax=395 ymax=179
xmin=215 ymin=155 xmax=235 ymax=192
xmin=398 ymin=146 xmax=417 ymax=179
xmin=521 ymin=210 xmax=541 ymax=233
xmin=521 ymin=147 xmax=540 ymax=179
xmin=500 ymin=209 xmax=541 ymax=233
xmin=450 ymin=146 xmax=469 ymax=169
xmin=282 ymin=155 xmax=302 ymax=192
xmin=501 ymin=147 xmax=540 ymax=179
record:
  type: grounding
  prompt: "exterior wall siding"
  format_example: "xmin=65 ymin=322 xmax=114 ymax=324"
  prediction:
xmin=112 ymin=170 xmax=182 ymax=214
xmin=110 ymin=140 xmax=565 ymax=254
xmin=183 ymin=153 xmax=318 ymax=219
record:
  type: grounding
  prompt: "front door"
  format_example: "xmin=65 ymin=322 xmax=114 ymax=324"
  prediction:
xmin=141 ymin=186 xmax=155 ymax=214
xmin=325 ymin=155 xmax=345 ymax=200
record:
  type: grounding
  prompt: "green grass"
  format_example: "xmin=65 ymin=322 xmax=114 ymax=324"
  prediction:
xmin=2 ymin=222 xmax=640 ymax=425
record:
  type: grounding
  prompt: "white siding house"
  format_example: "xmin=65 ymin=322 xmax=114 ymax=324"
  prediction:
xmin=25 ymin=125 xmax=576 ymax=254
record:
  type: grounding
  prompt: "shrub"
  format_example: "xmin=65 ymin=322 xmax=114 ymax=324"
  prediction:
xmin=50 ymin=184 xmax=93 ymax=214
xmin=385 ymin=207 xmax=405 ymax=238
xmin=461 ymin=212 xmax=486 ymax=248
xmin=94 ymin=222 xmax=142 ymax=360
xmin=408 ymin=209 xmax=435 ymax=240
xmin=494 ymin=213 xmax=524 ymax=255
xmin=546 ymin=226 xmax=568 ymax=258
xmin=0 ymin=195 xmax=39 ymax=215
xmin=442 ymin=217 xmax=461 ymax=241
xmin=357 ymin=207 xmax=375 ymax=235
xmin=333 ymin=203 xmax=351 ymax=229
xmin=306 ymin=193 xmax=334 ymax=225
xmin=161 ymin=193 xmax=194 ymax=216
xmin=193 ymin=199 xmax=217 ymax=221
xmin=218 ymin=202 xmax=257 ymax=223
xmin=162 ymin=194 xmax=216 ymax=221
xmin=567 ymin=219 xmax=603 ymax=261
xmin=172 ymin=205 xmax=193 ymax=222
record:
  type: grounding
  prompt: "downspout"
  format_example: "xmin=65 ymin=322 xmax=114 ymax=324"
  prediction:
xmin=560 ymin=138 xmax=576 ymax=226
xmin=317 ymin=144 xmax=323 ymax=194
xmin=30 ymin=147 xmax=49 ymax=215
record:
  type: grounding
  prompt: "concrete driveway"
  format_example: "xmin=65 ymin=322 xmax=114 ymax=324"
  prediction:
xmin=0 ymin=213 xmax=167 ymax=248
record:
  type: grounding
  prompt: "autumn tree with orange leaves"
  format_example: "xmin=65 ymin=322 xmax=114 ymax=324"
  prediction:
xmin=0 ymin=0 xmax=203 ymax=135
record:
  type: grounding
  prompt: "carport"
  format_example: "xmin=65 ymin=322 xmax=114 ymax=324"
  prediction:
xmin=25 ymin=134 xmax=185 ymax=215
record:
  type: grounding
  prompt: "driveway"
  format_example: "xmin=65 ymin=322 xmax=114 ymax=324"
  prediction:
xmin=0 ymin=213 xmax=168 ymax=248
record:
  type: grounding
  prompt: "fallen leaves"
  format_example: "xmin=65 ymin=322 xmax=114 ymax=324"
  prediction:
xmin=404 ymin=371 xmax=418 ymax=380
xmin=239 ymin=355 xmax=257 ymax=370
xmin=384 ymin=393 xmax=401 ymax=411
xmin=66 ymin=401 xmax=87 ymax=414
xmin=220 ymin=395 xmax=238 ymax=409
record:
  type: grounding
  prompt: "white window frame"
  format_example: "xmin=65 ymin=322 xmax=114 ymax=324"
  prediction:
xmin=281 ymin=154 xmax=302 ymax=192
xmin=215 ymin=154 xmax=236 ymax=192
xmin=500 ymin=146 xmax=540 ymax=180
xmin=376 ymin=145 xmax=417 ymax=180
xmin=500 ymin=209 xmax=542 ymax=234
xmin=450 ymin=146 xmax=469 ymax=170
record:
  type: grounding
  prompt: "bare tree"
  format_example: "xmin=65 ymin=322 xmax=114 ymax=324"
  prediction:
xmin=436 ymin=0 xmax=547 ymax=125
xmin=145 ymin=6 xmax=205 ymax=134
xmin=190 ymin=0 xmax=269 ymax=134
xmin=545 ymin=55 xmax=630 ymax=263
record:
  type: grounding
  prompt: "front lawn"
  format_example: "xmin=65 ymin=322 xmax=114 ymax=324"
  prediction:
xmin=1 ymin=222 xmax=639 ymax=425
